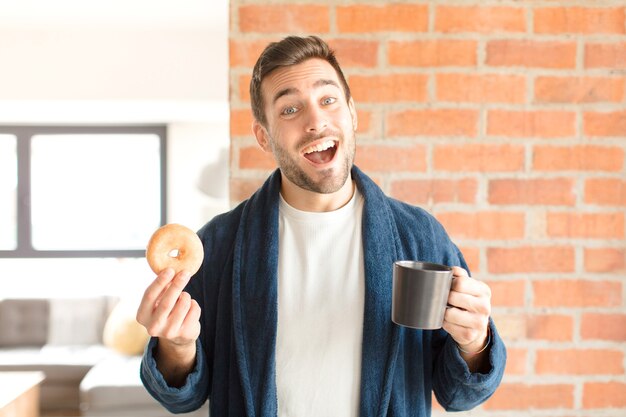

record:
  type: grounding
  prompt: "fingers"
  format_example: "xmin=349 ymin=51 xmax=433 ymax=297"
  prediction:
xmin=450 ymin=268 xmax=490 ymax=297
xmin=136 ymin=268 xmax=176 ymax=325
xmin=447 ymin=289 xmax=491 ymax=315
xmin=444 ymin=301 xmax=490 ymax=347
xmin=163 ymin=291 xmax=192 ymax=338
xmin=444 ymin=305 xmax=488 ymax=330
xmin=181 ymin=299 xmax=202 ymax=339
xmin=136 ymin=268 xmax=200 ymax=344
xmin=160 ymin=292 xmax=202 ymax=342
xmin=447 ymin=274 xmax=491 ymax=313
xmin=442 ymin=318 xmax=487 ymax=347
xmin=451 ymin=266 xmax=469 ymax=278
xmin=444 ymin=268 xmax=492 ymax=346
xmin=152 ymin=270 xmax=193 ymax=319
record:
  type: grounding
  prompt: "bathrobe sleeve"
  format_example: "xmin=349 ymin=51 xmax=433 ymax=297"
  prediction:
xmin=139 ymin=254 xmax=212 ymax=414
xmin=140 ymin=337 xmax=210 ymax=413
xmin=386 ymin=194 xmax=506 ymax=411
xmin=138 ymin=209 xmax=242 ymax=414
xmin=138 ymin=203 xmax=248 ymax=414
xmin=424 ymin=215 xmax=507 ymax=411
xmin=431 ymin=318 xmax=506 ymax=411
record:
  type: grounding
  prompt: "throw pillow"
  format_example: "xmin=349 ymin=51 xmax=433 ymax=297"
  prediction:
xmin=102 ymin=298 xmax=150 ymax=355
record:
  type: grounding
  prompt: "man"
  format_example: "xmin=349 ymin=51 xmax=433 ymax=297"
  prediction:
xmin=137 ymin=35 xmax=506 ymax=416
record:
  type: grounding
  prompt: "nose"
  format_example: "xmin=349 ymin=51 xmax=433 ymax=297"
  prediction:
xmin=304 ymin=105 xmax=328 ymax=133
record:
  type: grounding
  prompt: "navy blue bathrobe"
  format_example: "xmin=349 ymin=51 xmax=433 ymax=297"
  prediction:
xmin=141 ymin=166 xmax=506 ymax=416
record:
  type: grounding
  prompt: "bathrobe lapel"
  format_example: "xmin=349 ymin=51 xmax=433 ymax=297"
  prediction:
xmin=232 ymin=169 xmax=281 ymax=417
xmin=231 ymin=167 xmax=402 ymax=417
xmin=354 ymin=166 xmax=403 ymax=416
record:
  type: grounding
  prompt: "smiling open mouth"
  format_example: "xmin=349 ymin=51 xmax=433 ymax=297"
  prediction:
xmin=303 ymin=140 xmax=337 ymax=164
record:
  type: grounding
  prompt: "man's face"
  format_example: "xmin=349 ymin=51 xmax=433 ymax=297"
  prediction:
xmin=254 ymin=58 xmax=357 ymax=195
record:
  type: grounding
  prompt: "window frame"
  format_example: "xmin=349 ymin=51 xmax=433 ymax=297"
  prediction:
xmin=0 ymin=125 xmax=167 ymax=258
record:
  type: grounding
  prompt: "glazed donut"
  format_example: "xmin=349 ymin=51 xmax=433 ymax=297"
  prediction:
xmin=146 ymin=223 xmax=204 ymax=276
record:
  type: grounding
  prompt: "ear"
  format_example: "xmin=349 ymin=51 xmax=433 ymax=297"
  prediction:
xmin=252 ymin=119 xmax=272 ymax=152
xmin=348 ymin=97 xmax=358 ymax=132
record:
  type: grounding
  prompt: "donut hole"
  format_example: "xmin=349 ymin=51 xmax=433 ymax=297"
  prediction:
xmin=168 ymin=249 xmax=180 ymax=258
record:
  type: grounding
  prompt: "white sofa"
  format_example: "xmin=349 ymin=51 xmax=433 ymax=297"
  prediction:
xmin=0 ymin=297 xmax=118 ymax=411
xmin=0 ymin=297 xmax=208 ymax=416
xmin=79 ymin=355 xmax=208 ymax=417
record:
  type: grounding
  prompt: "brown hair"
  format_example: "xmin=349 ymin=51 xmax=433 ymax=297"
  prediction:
xmin=250 ymin=35 xmax=351 ymax=127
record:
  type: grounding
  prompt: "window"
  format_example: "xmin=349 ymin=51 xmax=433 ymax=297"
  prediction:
xmin=0 ymin=134 xmax=17 ymax=250
xmin=0 ymin=126 xmax=166 ymax=258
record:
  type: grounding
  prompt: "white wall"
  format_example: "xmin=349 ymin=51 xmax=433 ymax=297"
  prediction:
xmin=0 ymin=28 xmax=222 ymax=101
xmin=168 ymin=123 xmax=230 ymax=231
xmin=0 ymin=0 xmax=230 ymax=297
xmin=0 ymin=0 xmax=228 ymax=101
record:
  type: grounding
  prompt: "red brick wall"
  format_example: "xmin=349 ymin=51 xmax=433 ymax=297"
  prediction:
xmin=229 ymin=2 xmax=626 ymax=414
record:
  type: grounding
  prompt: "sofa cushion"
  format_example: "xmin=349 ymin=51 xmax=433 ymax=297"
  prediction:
xmin=0 ymin=296 xmax=118 ymax=347
xmin=48 ymin=297 xmax=117 ymax=345
xmin=0 ymin=296 xmax=120 ymax=412
xmin=80 ymin=356 xmax=164 ymax=410
xmin=102 ymin=299 xmax=149 ymax=356
xmin=0 ymin=299 xmax=49 ymax=347
xmin=0 ymin=345 xmax=112 ymax=382
xmin=80 ymin=356 xmax=208 ymax=417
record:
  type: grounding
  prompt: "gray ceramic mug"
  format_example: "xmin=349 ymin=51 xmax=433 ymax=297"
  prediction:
xmin=392 ymin=261 xmax=453 ymax=329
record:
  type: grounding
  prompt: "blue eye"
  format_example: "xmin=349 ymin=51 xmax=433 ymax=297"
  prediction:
xmin=322 ymin=97 xmax=336 ymax=105
xmin=282 ymin=107 xmax=298 ymax=116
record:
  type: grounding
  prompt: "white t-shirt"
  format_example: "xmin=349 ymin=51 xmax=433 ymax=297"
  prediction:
xmin=276 ymin=187 xmax=365 ymax=417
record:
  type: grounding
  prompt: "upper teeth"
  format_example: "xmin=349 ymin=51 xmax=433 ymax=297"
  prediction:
xmin=304 ymin=140 xmax=335 ymax=154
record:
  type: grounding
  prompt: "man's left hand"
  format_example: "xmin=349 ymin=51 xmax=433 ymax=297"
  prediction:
xmin=443 ymin=266 xmax=491 ymax=356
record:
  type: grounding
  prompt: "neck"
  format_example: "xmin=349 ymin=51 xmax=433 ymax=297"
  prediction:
xmin=280 ymin=174 xmax=355 ymax=212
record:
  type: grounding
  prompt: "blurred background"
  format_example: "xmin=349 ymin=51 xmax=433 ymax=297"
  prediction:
xmin=0 ymin=0 xmax=624 ymax=416
xmin=229 ymin=1 xmax=626 ymax=416
xmin=0 ymin=0 xmax=230 ymax=298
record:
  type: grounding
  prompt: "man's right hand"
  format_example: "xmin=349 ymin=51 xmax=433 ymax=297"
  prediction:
xmin=136 ymin=268 xmax=201 ymax=387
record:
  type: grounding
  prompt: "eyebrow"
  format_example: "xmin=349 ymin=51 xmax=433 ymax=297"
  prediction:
xmin=272 ymin=79 xmax=341 ymax=104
